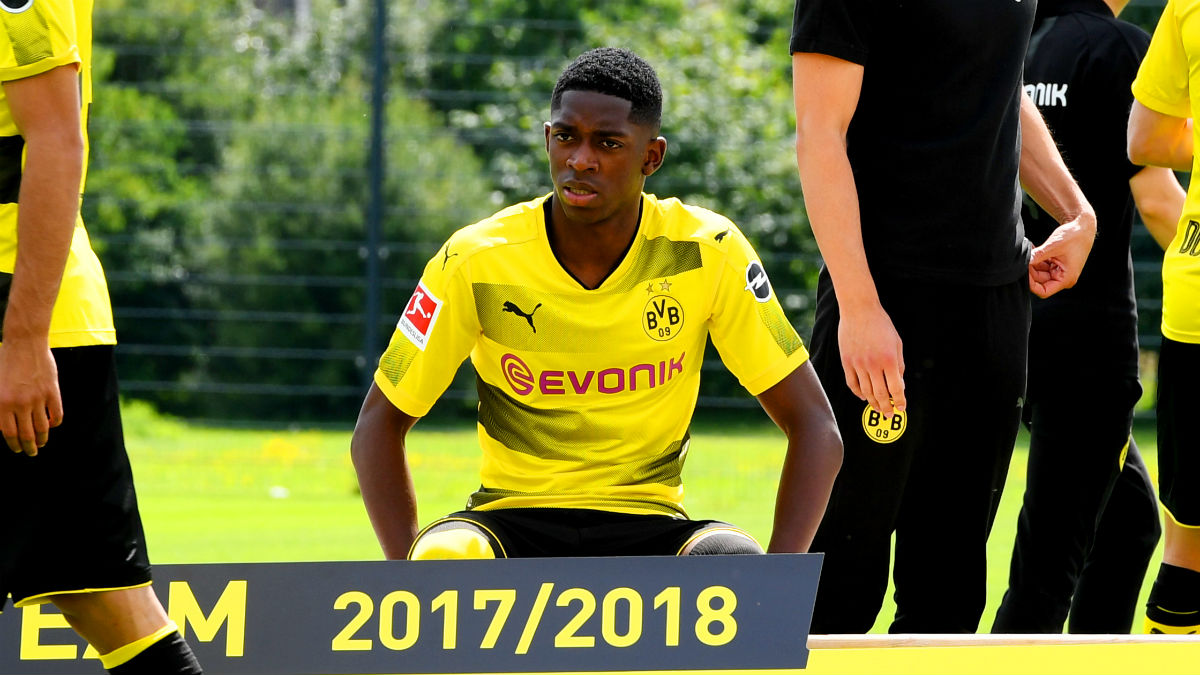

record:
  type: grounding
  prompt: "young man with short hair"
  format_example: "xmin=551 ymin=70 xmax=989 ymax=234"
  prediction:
xmin=351 ymin=47 xmax=842 ymax=560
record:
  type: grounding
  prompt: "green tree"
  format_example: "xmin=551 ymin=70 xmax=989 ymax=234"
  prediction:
xmin=90 ymin=0 xmax=495 ymax=421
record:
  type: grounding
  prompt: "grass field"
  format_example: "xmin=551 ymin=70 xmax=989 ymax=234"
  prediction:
xmin=121 ymin=400 xmax=1163 ymax=635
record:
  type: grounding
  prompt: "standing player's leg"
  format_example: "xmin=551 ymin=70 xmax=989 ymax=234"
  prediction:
xmin=5 ymin=346 xmax=202 ymax=674
xmin=49 ymin=587 xmax=201 ymax=674
xmin=1145 ymin=336 xmax=1200 ymax=634
xmin=806 ymin=271 xmax=918 ymax=634
xmin=1069 ymin=441 xmax=1161 ymax=633
xmin=992 ymin=378 xmax=1137 ymax=633
xmin=891 ymin=278 xmax=1027 ymax=634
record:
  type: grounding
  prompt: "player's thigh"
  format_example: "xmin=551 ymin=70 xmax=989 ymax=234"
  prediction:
xmin=808 ymin=271 xmax=924 ymax=550
xmin=4 ymin=346 xmax=152 ymax=609
xmin=1156 ymin=337 xmax=1200 ymax=528
xmin=1023 ymin=377 xmax=1138 ymax=515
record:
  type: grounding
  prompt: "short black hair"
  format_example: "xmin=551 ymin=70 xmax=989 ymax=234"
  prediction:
xmin=551 ymin=47 xmax=662 ymax=129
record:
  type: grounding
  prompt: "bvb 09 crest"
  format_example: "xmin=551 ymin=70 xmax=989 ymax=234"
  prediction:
xmin=861 ymin=403 xmax=906 ymax=444
xmin=643 ymin=295 xmax=684 ymax=341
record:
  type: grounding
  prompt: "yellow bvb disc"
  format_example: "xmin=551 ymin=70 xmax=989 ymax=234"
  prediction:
xmin=861 ymin=403 xmax=906 ymax=444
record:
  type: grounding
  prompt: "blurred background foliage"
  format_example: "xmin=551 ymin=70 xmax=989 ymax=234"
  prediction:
xmin=86 ymin=0 xmax=1167 ymax=424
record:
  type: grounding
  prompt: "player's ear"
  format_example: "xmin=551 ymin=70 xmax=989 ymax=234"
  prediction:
xmin=544 ymin=121 xmax=552 ymax=153
xmin=643 ymin=136 xmax=666 ymax=176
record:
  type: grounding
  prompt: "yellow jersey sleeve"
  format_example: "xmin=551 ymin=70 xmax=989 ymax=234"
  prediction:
xmin=0 ymin=0 xmax=81 ymax=83
xmin=374 ymin=236 xmax=481 ymax=417
xmin=706 ymin=225 xmax=809 ymax=396
xmin=1132 ymin=0 xmax=1193 ymax=119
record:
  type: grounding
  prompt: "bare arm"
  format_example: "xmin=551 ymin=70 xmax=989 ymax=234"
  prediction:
xmin=0 ymin=65 xmax=84 ymax=456
xmin=1128 ymin=100 xmax=1194 ymax=171
xmin=1019 ymin=92 xmax=1098 ymax=298
xmin=1130 ymin=165 xmax=1186 ymax=250
xmin=351 ymin=383 xmax=421 ymax=559
xmin=792 ymin=51 xmax=904 ymax=418
xmin=756 ymin=362 xmax=842 ymax=553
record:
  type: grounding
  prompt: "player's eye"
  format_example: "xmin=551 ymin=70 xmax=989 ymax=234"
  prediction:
xmin=554 ymin=132 xmax=573 ymax=142
xmin=601 ymin=139 xmax=622 ymax=149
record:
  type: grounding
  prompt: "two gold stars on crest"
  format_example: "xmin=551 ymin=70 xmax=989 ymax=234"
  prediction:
xmin=644 ymin=279 xmax=673 ymax=294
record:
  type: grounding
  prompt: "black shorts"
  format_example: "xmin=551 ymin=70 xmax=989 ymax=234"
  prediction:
xmin=0 ymin=346 xmax=152 ymax=611
xmin=1157 ymin=336 xmax=1200 ymax=527
xmin=414 ymin=508 xmax=758 ymax=558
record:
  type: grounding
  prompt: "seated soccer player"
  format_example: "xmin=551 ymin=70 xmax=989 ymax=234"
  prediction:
xmin=350 ymin=47 xmax=842 ymax=560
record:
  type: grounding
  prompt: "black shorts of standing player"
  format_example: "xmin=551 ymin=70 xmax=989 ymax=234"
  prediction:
xmin=0 ymin=346 xmax=153 ymax=611
xmin=408 ymin=508 xmax=764 ymax=559
xmin=1157 ymin=336 xmax=1200 ymax=529
xmin=993 ymin=374 xmax=1161 ymax=634
xmin=806 ymin=269 xmax=1030 ymax=634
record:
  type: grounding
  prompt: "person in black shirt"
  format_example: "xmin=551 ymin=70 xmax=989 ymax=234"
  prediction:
xmin=791 ymin=0 xmax=1098 ymax=633
xmin=993 ymin=0 xmax=1184 ymax=635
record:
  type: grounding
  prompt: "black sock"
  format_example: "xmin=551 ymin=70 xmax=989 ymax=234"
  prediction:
xmin=1145 ymin=563 xmax=1200 ymax=633
xmin=109 ymin=631 xmax=203 ymax=674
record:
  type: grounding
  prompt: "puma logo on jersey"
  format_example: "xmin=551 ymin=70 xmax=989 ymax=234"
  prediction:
xmin=502 ymin=301 xmax=541 ymax=333
xmin=441 ymin=245 xmax=459 ymax=270
xmin=714 ymin=229 xmax=730 ymax=242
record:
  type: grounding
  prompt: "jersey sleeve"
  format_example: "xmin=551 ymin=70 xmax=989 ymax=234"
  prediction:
xmin=373 ymin=241 xmax=480 ymax=417
xmin=1132 ymin=0 xmax=1193 ymax=119
xmin=707 ymin=225 xmax=809 ymax=397
xmin=789 ymin=0 xmax=875 ymax=64
xmin=1090 ymin=25 xmax=1153 ymax=182
xmin=0 ymin=0 xmax=81 ymax=82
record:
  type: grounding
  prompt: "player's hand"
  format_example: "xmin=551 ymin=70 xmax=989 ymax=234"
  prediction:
xmin=1029 ymin=211 xmax=1097 ymax=298
xmin=837 ymin=302 xmax=905 ymax=418
xmin=0 ymin=340 xmax=63 ymax=456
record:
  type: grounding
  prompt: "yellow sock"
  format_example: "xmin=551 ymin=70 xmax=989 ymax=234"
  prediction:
xmin=98 ymin=621 xmax=178 ymax=669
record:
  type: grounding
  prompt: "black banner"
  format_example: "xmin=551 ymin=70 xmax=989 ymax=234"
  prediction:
xmin=1 ymin=555 xmax=820 ymax=674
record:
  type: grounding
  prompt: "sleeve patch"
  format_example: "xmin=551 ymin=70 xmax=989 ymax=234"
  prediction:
xmin=0 ymin=1 xmax=34 ymax=14
xmin=398 ymin=280 xmax=443 ymax=351
xmin=744 ymin=261 xmax=772 ymax=302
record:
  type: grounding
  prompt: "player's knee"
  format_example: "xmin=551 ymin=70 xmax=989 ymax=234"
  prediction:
xmin=680 ymin=528 xmax=764 ymax=555
xmin=410 ymin=523 xmax=499 ymax=560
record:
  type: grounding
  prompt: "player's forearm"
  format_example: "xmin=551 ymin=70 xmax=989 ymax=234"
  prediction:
xmin=1019 ymin=93 xmax=1096 ymax=230
xmin=1131 ymin=166 xmax=1186 ymax=250
xmin=352 ymin=438 xmax=420 ymax=559
xmin=3 ymin=121 xmax=83 ymax=344
xmin=1128 ymin=100 xmax=1194 ymax=172
xmin=757 ymin=366 xmax=842 ymax=553
xmin=767 ymin=428 xmax=841 ymax=553
xmin=795 ymin=133 xmax=881 ymax=315
xmin=351 ymin=387 xmax=421 ymax=559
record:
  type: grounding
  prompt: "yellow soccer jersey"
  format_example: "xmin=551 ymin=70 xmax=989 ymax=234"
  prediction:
xmin=375 ymin=193 xmax=809 ymax=517
xmin=1132 ymin=0 xmax=1200 ymax=344
xmin=0 ymin=0 xmax=114 ymax=348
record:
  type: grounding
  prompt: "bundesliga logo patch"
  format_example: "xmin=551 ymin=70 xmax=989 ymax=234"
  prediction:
xmin=398 ymin=280 xmax=442 ymax=351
